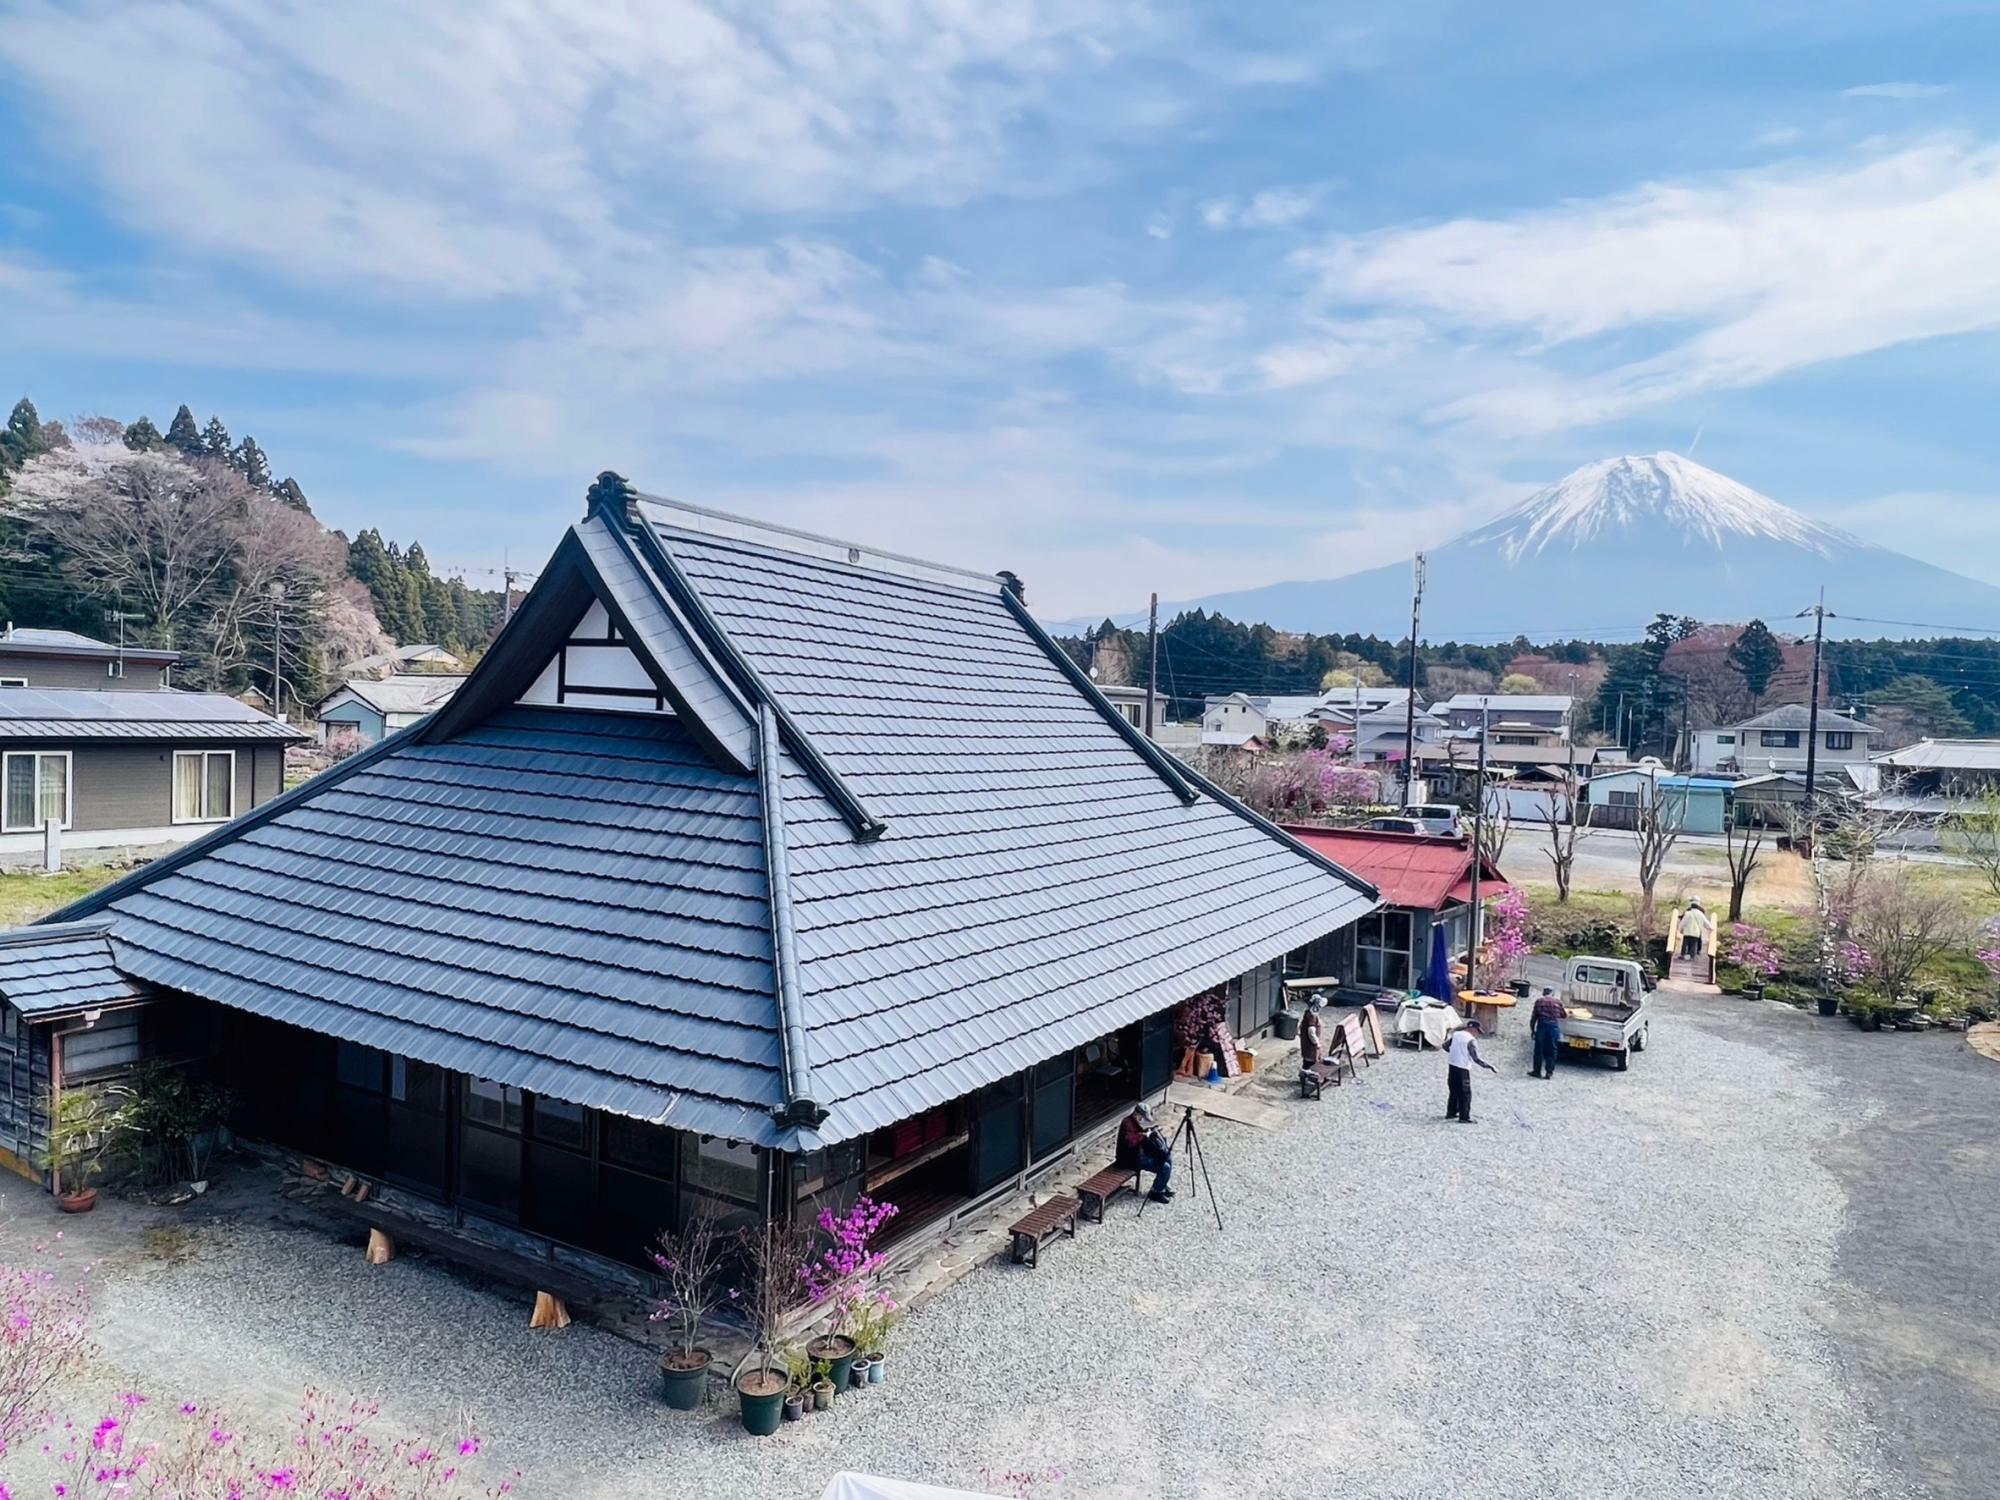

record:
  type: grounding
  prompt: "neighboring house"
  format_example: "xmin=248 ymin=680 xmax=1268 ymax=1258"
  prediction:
xmin=2 ymin=477 xmax=1376 ymax=1275
xmin=335 ymin=644 xmax=463 ymax=680
xmin=1280 ymin=825 xmax=1510 ymax=1003
xmin=0 ymin=688 xmax=303 ymax=869
xmin=1312 ymin=701 xmax=1443 ymax=763
xmin=1097 ymin=683 xmax=1173 ymax=735
xmin=1584 ymin=766 xmax=1732 ymax=835
xmin=1692 ymin=703 xmax=1875 ymax=775
xmin=315 ymin=673 xmax=466 ymax=745
xmin=1732 ymin=765 xmax=1879 ymax=826
xmin=0 ymin=627 xmax=176 ymax=691
xmin=1202 ymin=687 xmax=1411 ymax=745
xmin=1866 ymin=739 xmax=2000 ymax=819
xmin=1412 ymin=740 xmax=1619 ymax=806
xmin=1432 ymin=694 xmax=1574 ymax=742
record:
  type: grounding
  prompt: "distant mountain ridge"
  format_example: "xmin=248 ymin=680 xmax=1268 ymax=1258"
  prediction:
xmin=1107 ymin=454 xmax=2000 ymax=642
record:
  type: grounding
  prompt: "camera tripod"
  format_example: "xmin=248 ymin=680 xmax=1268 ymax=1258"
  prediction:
xmin=1134 ymin=1103 xmax=1223 ymax=1231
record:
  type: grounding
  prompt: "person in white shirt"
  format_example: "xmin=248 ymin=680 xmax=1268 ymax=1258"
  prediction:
xmin=1445 ymin=1020 xmax=1496 ymax=1123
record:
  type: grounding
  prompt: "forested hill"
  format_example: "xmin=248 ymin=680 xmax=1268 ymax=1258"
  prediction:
xmin=0 ymin=395 xmax=504 ymax=711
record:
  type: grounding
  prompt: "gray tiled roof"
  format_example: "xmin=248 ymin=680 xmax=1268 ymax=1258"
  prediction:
xmin=665 ymin=525 xmax=1374 ymax=1140
xmin=1731 ymin=702 xmax=1873 ymax=734
xmin=0 ymin=689 xmax=303 ymax=741
xmin=94 ymin=706 xmax=784 ymax=1138
xmin=0 ymin=628 xmax=176 ymax=661
xmin=51 ymin=489 xmax=1375 ymax=1148
xmin=0 ymin=920 xmax=148 ymax=1017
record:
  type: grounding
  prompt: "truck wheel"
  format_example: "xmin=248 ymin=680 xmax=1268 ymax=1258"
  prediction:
xmin=1614 ymin=1049 xmax=1629 ymax=1071
xmin=1633 ymin=1029 xmax=1647 ymax=1053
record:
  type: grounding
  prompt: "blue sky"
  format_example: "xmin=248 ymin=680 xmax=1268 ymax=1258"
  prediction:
xmin=4 ymin=1 xmax=1999 ymax=624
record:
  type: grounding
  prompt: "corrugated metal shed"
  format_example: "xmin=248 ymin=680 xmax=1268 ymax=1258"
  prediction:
xmin=0 ymin=920 xmax=150 ymax=1017
xmin=0 ymin=688 xmax=303 ymax=742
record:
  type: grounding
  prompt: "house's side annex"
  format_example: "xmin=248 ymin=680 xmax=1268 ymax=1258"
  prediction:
xmin=24 ymin=474 xmax=1377 ymax=1277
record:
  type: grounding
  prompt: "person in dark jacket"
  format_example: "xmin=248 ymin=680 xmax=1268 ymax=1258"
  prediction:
xmin=1529 ymin=986 xmax=1568 ymax=1078
xmin=1118 ymin=1103 xmax=1174 ymax=1201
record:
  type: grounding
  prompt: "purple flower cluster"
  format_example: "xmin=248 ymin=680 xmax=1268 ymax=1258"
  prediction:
xmin=1723 ymin=922 xmax=1785 ymax=980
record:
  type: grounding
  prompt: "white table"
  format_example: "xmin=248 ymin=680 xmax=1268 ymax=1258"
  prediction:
xmin=1393 ymin=999 xmax=1462 ymax=1049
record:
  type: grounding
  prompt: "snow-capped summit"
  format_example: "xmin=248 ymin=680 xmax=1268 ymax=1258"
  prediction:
xmin=1463 ymin=453 xmax=1855 ymax=562
xmin=1099 ymin=454 xmax=2000 ymax=641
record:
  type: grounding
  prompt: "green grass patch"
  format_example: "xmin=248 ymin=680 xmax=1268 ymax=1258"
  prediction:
xmin=0 ymin=866 xmax=127 ymax=926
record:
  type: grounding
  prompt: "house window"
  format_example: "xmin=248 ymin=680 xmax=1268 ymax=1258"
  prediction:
xmin=1354 ymin=910 xmax=1413 ymax=991
xmin=2 ymin=751 xmax=69 ymax=833
xmin=1714 ymin=734 xmax=1735 ymax=745
xmin=173 ymin=750 xmax=236 ymax=823
xmin=1825 ymin=732 xmax=1854 ymax=751
xmin=1760 ymin=730 xmax=1801 ymax=749
xmin=1607 ymin=789 xmax=1641 ymax=807
xmin=0 ymin=678 xmax=24 ymax=689
xmin=1495 ymin=734 xmax=1538 ymax=745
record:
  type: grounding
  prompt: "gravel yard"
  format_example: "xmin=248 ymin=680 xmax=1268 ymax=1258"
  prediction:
xmin=8 ymin=994 xmax=1994 ymax=1499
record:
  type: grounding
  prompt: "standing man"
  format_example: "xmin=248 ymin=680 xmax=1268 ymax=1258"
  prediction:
xmin=1445 ymin=1020 xmax=1497 ymax=1123
xmin=1529 ymin=985 xmax=1567 ymax=1079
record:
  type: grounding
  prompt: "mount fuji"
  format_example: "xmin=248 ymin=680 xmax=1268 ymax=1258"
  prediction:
xmin=1155 ymin=454 xmax=2000 ymax=641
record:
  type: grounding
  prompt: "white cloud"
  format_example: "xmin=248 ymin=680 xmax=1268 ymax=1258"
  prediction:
xmin=1198 ymin=182 xmax=1331 ymax=230
xmin=1298 ymin=136 xmax=2000 ymax=433
xmin=1843 ymin=82 xmax=1951 ymax=100
xmin=0 ymin=0 xmax=1149 ymax=296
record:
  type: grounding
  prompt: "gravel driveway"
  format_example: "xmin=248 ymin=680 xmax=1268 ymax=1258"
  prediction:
xmin=9 ymin=995 xmax=1982 ymax=1499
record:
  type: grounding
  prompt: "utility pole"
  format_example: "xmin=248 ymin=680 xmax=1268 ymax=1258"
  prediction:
xmin=1798 ymin=588 xmax=1833 ymax=816
xmin=1145 ymin=592 xmax=1159 ymax=739
xmin=268 ymin=583 xmax=287 ymax=722
xmin=1464 ymin=701 xmax=1489 ymax=995
xmin=1400 ymin=553 xmax=1426 ymax=807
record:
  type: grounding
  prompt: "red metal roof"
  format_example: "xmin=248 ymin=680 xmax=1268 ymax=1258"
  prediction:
xmin=1280 ymin=824 xmax=1511 ymax=911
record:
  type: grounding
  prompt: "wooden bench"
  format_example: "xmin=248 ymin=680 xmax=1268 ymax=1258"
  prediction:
xmin=1299 ymin=1058 xmax=1341 ymax=1099
xmin=1076 ymin=1165 xmax=1140 ymax=1222
xmin=1008 ymin=1193 xmax=1080 ymax=1267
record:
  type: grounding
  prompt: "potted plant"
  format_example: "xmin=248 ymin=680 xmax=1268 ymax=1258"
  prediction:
xmin=857 ymin=1291 xmax=900 ymax=1383
xmin=810 ymin=1361 xmax=835 ymax=1411
xmin=39 ymin=1085 xmax=118 ymax=1212
xmin=735 ymin=1219 xmax=811 ymax=1437
xmin=1816 ymin=995 xmax=1839 ymax=1017
xmin=802 ymin=1194 xmax=899 ymax=1395
xmin=649 ymin=1211 xmax=729 ymax=1411
xmin=781 ymin=1346 xmax=810 ymax=1421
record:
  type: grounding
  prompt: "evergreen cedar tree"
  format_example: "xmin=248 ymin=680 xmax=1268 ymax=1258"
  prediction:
xmin=1728 ymin=618 xmax=1785 ymax=705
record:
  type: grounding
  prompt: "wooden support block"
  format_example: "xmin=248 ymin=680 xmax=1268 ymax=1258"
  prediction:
xmin=530 ymin=1291 xmax=571 ymax=1330
xmin=365 ymin=1228 xmax=396 ymax=1265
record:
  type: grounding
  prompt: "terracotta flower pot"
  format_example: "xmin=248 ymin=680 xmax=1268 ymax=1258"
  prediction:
xmin=58 ymin=1187 xmax=98 ymax=1214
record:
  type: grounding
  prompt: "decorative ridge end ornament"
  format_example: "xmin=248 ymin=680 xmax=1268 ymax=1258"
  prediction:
xmin=997 ymin=569 xmax=1026 ymax=603
xmin=585 ymin=470 xmax=638 ymax=521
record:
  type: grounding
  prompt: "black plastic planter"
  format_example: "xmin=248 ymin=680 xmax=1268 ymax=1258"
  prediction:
xmin=1817 ymin=996 xmax=1839 ymax=1017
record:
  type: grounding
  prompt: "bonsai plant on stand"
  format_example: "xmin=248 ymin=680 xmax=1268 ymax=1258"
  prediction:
xmin=649 ymin=1210 xmax=730 ymax=1411
xmin=736 ymin=1218 xmax=812 ymax=1437
xmin=39 ymin=1085 xmax=117 ymax=1212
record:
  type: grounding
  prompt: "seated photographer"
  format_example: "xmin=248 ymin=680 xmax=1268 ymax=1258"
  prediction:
xmin=1117 ymin=1103 xmax=1175 ymax=1203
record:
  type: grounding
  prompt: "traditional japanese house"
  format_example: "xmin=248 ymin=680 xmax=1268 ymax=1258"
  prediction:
xmin=0 ymin=478 xmax=1375 ymax=1275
